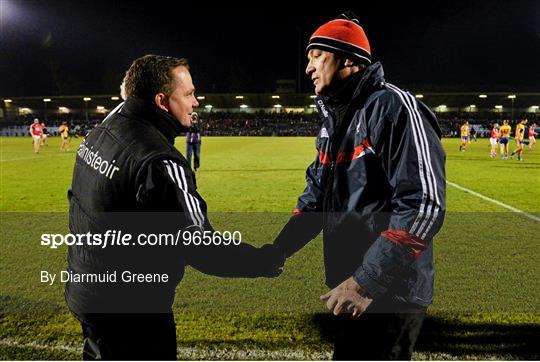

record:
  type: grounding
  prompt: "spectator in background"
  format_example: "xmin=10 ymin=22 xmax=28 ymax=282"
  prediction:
xmin=186 ymin=111 xmax=202 ymax=171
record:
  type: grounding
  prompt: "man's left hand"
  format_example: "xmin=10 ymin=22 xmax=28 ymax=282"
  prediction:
xmin=320 ymin=276 xmax=373 ymax=318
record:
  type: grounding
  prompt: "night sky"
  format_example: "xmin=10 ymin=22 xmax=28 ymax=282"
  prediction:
xmin=1 ymin=0 xmax=539 ymax=97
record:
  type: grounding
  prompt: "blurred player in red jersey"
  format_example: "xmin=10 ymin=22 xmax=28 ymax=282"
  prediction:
xmin=40 ymin=122 xmax=49 ymax=146
xmin=29 ymin=119 xmax=43 ymax=154
xmin=528 ymin=122 xmax=537 ymax=150
xmin=489 ymin=123 xmax=499 ymax=158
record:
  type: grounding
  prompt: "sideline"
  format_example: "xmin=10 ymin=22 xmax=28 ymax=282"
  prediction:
xmin=0 ymin=337 xmax=511 ymax=360
xmin=0 ymin=338 xmax=331 ymax=359
xmin=446 ymin=180 xmax=540 ymax=223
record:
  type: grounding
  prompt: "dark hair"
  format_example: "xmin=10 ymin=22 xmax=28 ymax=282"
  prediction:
xmin=121 ymin=54 xmax=189 ymax=101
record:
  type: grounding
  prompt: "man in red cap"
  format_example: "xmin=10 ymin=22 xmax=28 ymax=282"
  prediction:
xmin=272 ymin=12 xmax=446 ymax=359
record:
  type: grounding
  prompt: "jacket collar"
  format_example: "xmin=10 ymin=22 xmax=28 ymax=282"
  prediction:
xmin=323 ymin=71 xmax=363 ymax=107
xmin=318 ymin=61 xmax=386 ymax=108
xmin=119 ymin=97 xmax=187 ymax=145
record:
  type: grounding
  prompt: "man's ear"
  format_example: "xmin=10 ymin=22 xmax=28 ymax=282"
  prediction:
xmin=343 ymin=58 xmax=356 ymax=67
xmin=155 ymin=93 xmax=169 ymax=112
xmin=337 ymin=57 xmax=356 ymax=70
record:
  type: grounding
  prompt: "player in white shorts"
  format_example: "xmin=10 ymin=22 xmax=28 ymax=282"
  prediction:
xmin=29 ymin=119 xmax=43 ymax=154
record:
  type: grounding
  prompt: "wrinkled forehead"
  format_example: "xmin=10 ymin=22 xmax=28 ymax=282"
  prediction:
xmin=307 ymin=48 xmax=334 ymax=59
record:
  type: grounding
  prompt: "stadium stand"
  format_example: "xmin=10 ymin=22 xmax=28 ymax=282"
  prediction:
xmin=2 ymin=93 xmax=538 ymax=137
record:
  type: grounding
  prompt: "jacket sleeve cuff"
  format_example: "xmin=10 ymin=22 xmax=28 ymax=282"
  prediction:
xmin=353 ymin=266 xmax=388 ymax=299
xmin=273 ymin=211 xmax=322 ymax=257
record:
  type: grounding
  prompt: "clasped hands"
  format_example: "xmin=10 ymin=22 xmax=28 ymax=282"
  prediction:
xmin=254 ymin=244 xmax=285 ymax=277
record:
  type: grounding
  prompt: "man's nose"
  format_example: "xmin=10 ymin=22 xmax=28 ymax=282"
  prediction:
xmin=305 ymin=62 xmax=315 ymax=76
xmin=193 ymin=99 xmax=199 ymax=108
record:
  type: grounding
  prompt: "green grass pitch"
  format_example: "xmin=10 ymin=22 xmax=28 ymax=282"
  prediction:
xmin=1 ymin=136 xmax=539 ymax=359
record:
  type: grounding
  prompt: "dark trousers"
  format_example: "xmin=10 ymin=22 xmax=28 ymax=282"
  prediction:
xmin=80 ymin=313 xmax=177 ymax=360
xmin=186 ymin=142 xmax=201 ymax=170
xmin=331 ymin=302 xmax=426 ymax=360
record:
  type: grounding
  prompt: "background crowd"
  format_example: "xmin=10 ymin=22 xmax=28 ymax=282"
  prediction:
xmin=0 ymin=112 xmax=537 ymax=138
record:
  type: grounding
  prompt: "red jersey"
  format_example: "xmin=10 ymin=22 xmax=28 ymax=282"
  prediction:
xmin=529 ymin=124 xmax=536 ymax=137
xmin=31 ymin=123 xmax=43 ymax=136
xmin=491 ymin=128 xmax=499 ymax=138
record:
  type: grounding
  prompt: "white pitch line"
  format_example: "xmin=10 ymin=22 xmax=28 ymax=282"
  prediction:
xmin=447 ymin=180 xmax=540 ymax=222
xmin=0 ymin=338 xmax=79 ymax=353
xmin=0 ymin=337 xmax=513 ymax=360
xmin=0 ymin=338 xmax=332 ymax=360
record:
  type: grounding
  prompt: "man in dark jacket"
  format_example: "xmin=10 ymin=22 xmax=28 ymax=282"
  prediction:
xmin=67 ymin=55 xmax=283 ymax=360
xmin=185 ymin=112 xmax=202 ymax=171
xmin=273 ymin=13 xmax=446 ymax=360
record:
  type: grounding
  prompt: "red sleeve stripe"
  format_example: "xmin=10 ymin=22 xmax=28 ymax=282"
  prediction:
xmin=319 ymin=151 xmax=331 ymax=165
xmin=352 ymin=140 xmax=374 ymax=160
xmin=320 ymin=139 xmax=374 ymax=166
xmin=381 ymin=229 xmax=427 ymax=259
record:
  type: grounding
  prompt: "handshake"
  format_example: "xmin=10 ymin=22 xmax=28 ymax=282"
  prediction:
xmin=252 ymin=243 xmax=286 ymax=278
xmin=186 ymin=239 xmax=286 ymax=279
xmin=217 ymin=243 xmax=285 ymax=279
xmin=239 ymin=212 xmax=322 ymax=278
xmin=190 ymin=213 xmax=320 ymax=280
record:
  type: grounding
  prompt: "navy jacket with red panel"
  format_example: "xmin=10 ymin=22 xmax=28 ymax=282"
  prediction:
xmin=274 ymin=62 xmax=446 ymax=307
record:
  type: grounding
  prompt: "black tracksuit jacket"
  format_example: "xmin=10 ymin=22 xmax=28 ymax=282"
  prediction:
xmin=274 ymin=62 xmax=446 ymax=307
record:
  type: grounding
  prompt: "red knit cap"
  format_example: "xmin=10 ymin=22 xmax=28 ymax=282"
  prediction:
xmin=306 ymin=13 xmax=371 ymax=64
